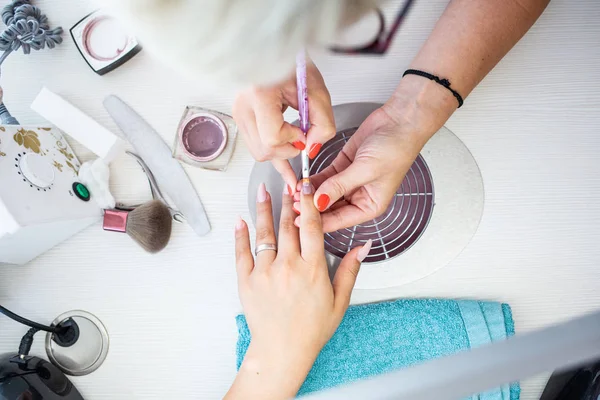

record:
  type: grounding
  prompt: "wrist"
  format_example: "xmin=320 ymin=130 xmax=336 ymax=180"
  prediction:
xmin=383 ymin=74 xmax=458 ymax=143
xmin=233 ymin=342 xmax=316 ymax=398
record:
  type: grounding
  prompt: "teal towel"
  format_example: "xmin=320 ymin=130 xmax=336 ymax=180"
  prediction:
xmin=236 ymin=299 xmax=520 ymax=399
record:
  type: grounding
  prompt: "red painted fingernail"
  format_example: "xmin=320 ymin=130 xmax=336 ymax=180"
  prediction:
xmin=293 ymin=141 xmax=306 ymax=151
xmin=293 ymin=204 xmax=300 ymax=215
xmin=308 ymin=143 xmax=322 ymax=159
xmin=287 ymin=185 xmax=293 ymax=196
xmin=317 ymin=194 xmax=330 ymax=211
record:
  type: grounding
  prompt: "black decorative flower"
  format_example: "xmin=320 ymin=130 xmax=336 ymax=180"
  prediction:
xmin=0 ymin=1 xmax=62 ymax=57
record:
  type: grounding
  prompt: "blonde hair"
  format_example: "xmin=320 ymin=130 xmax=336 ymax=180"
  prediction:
xmin=103 ymin=0 xmax=375 ymax=86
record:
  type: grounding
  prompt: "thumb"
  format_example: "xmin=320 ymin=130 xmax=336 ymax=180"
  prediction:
xmin=332 ymin=239 xmax=372 ymax=318
xmin=313 ymin=159 xmax=375 ymax=212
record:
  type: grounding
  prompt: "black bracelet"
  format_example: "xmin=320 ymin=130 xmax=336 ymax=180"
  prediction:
xmin=402 ymin=69 xmax=464 ymax=108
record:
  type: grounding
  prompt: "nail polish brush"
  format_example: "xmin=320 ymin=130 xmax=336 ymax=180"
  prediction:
xmin=296 ymin=50 xmax=310 ymax=186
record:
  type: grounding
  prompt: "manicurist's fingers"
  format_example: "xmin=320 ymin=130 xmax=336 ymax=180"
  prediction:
xmin=272 ymin=159 xmax=298 ymax=196
xmin=254 ymin=96 xmax=305 ymax=148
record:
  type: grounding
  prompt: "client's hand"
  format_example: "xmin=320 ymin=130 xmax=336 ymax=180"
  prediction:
xmin=232 ymin=62 xmax=336 ymax=194
xmin=225 ymin=182 xmax=372 ymax=400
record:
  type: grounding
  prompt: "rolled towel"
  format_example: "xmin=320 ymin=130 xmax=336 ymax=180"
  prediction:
xmin=78 ymin=158 xmax=116 ymax=209
xmin=236 ymin=298 xmax=520 ymax=399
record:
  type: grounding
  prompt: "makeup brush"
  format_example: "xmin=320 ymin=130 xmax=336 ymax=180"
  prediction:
xmin=103 ymin=200 xmax=172 ymax=253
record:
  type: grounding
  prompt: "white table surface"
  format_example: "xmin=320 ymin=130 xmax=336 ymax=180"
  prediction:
xmin=1 ymin=0 xmax=600 ymax=399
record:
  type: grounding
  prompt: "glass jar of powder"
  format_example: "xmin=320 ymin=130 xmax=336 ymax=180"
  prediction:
xmin=173 ymin=106 xmax=238 ymax=171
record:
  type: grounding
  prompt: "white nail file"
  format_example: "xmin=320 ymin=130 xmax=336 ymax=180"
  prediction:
xmin=103 ymin=95 xmax=211 ymax=236
xmin=31 ymin=87 xmax=125 ymax=162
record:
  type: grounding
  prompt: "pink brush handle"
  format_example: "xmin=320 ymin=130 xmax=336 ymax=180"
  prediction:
xmin=103 ymin=209 xmax=128 ymax=232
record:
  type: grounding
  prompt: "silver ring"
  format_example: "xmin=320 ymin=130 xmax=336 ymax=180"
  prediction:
xmin=255 ymin=243 xmax=277 ymax=256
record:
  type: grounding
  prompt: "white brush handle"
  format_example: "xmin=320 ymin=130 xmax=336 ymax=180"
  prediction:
xmin=296 ymin=51 xmax=310 ymax=180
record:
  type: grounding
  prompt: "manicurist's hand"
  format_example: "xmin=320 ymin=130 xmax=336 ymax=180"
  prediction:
xmin=225 ymin=182 xmax=371 ymax=400
xmin=293 ymin=76 xmax=458 ymax=233
xmin=233 ymin=62 xmax=335 ymax=194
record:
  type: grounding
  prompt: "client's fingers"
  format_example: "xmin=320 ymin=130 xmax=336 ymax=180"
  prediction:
xmin=278 ymin=188 xmax=300 ymax=256
xmin=234 ymin=217 xmax=254 ymax=283
xmin=255 ymin=183 xmax=277 ymax=265
xmin=332 ymin=239 xmax=372 ymax=320
xmin=299 ymin=181 xmax=325 ymax=264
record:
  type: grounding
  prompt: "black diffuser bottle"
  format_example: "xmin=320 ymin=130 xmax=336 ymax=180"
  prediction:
xmin=0 ymin=353 xmax=84 ymax=400
xmin=0 ymin=313 xmax=85 ymax=400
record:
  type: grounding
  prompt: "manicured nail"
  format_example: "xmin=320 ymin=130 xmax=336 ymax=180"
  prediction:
xmin=356 ymin=239 xmax=373 ymax=262
xmin=293 ymin=203 xmax=300 ymax=215
xmin=308 ymin=143 xmax=322 ymax=159
xmin=293 ymin=141 xmax=306 ymax=151
xmin=257 ymin=182 xmax=267 ymax=203
xmin=302 ymin=179 xmax=313 ymax=195
xmin=235 ymin=216 xmax=245 ymax=230
xmin=283 ymin=185 xmax=294 ymax=196
xmin=316 ymin=194 xmax=330 ymax=211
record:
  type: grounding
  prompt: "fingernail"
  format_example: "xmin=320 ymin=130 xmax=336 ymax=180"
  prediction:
xmin=257 ymin=182 xmax=267 ymax=203
xmin=293 ymin=141 xmax=306 ymax=151
xmin=356 ymin=239 xmax=373 ymax=262
xmin=235 ymin=216 xmax=245 ymax=230
xmin=317 ymin=194 xmax=330 ymax=211
xmin=302 ymin=179 xmax=313 ymax=195
xmin=308 ymin=143 xmax=322 ymax=159
xmin=293 ymin=203 xmax=300 ymax=215
xmin=287 ymin=185 xmax=294 ymax=196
